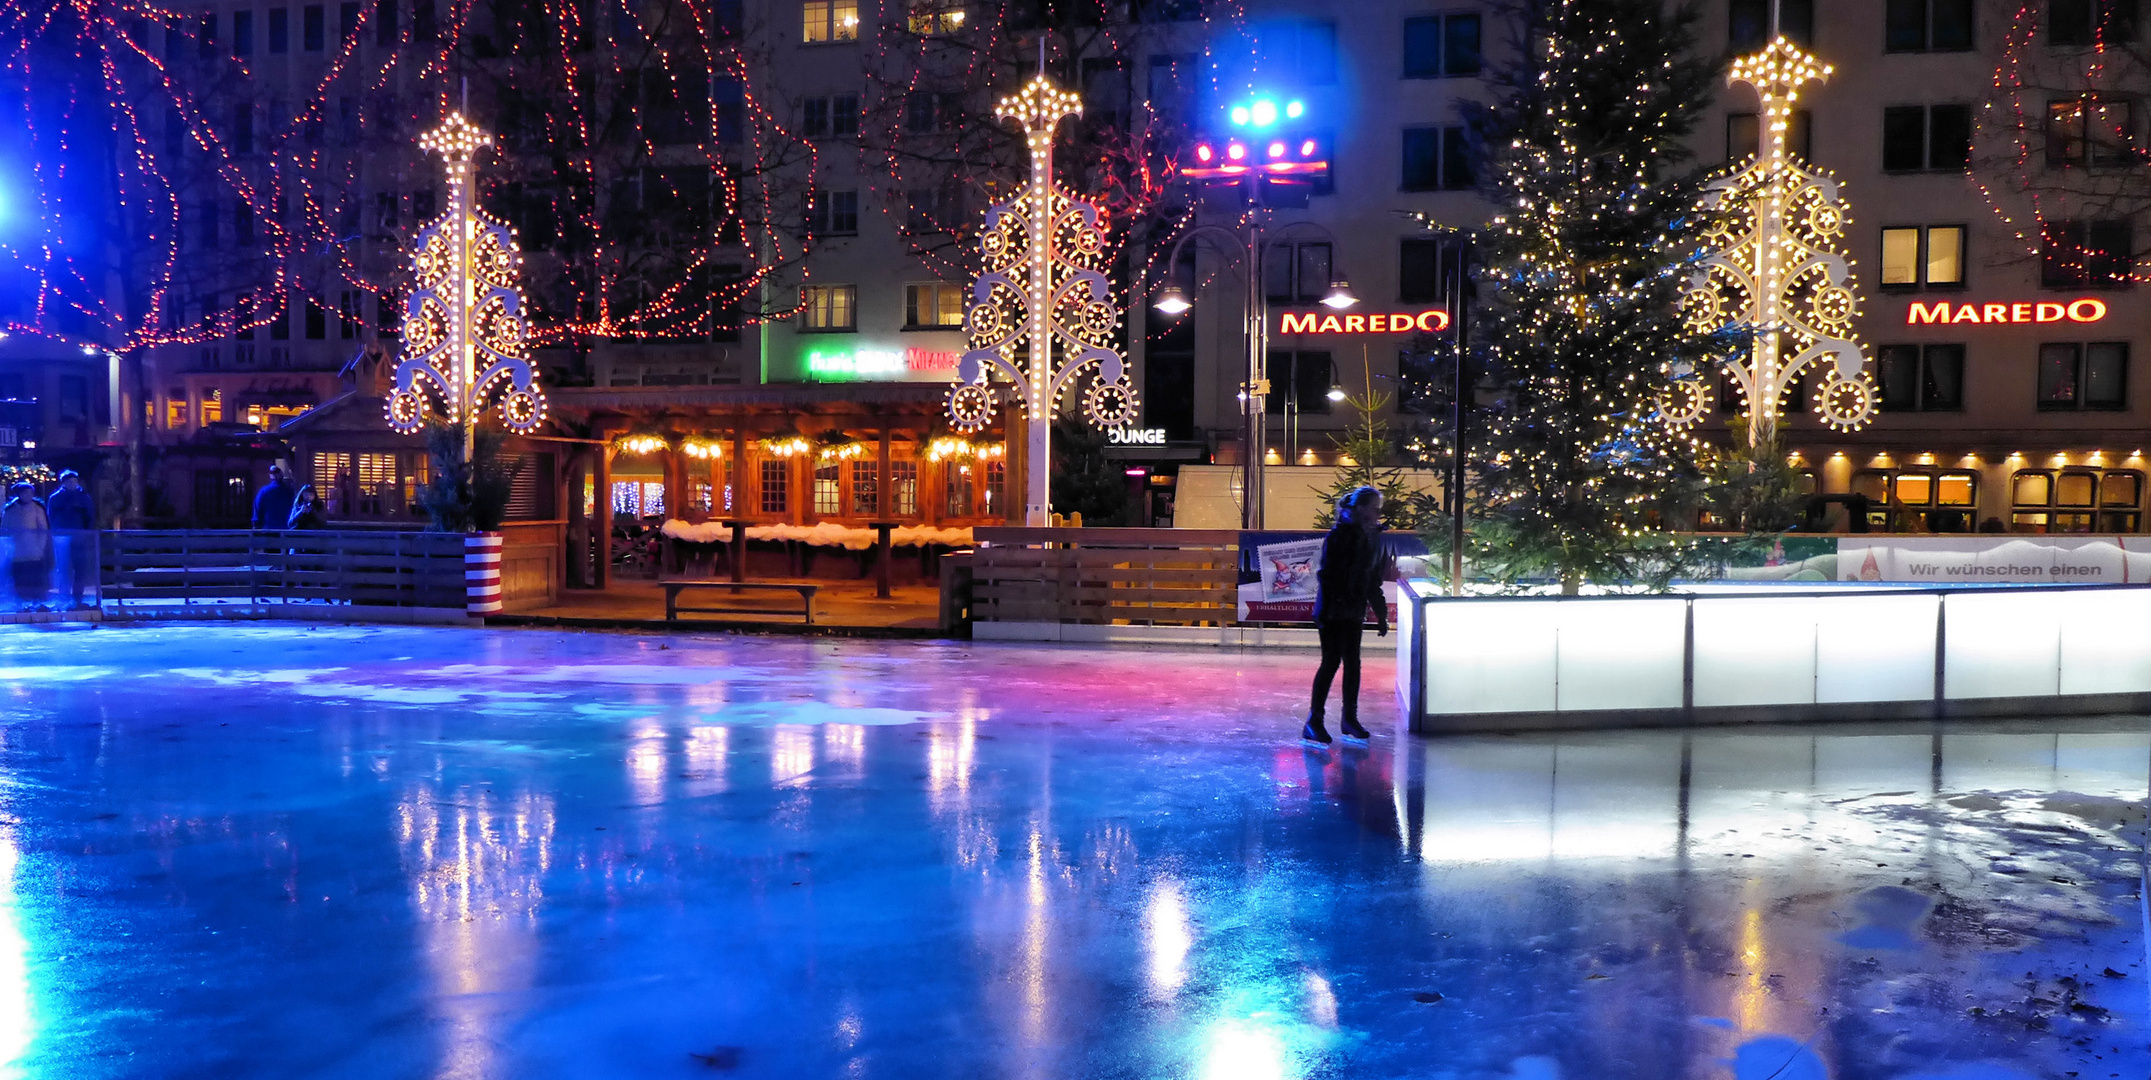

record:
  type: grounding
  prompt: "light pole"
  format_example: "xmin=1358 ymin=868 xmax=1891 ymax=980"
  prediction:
xmin=1151 ymin=225 xmax=1354 ymax=529
xmin=1157 ymin=95 xmax=1355 ymax=530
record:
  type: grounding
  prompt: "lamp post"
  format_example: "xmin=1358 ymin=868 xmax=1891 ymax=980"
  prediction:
xmin=1160 ymin=94 xmax=1352 ymax=529
xmin=1150 ymin=223 xmax=1355 ymax=530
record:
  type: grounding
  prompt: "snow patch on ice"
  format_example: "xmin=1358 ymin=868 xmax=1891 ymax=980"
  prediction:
xmin=0 ymin=666 xmax=115 ymax=682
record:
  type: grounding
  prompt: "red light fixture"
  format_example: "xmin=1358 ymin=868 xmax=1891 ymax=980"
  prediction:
xmin=1300 ymin=139 xmax=1317 ymax=157
xmin=1196 ymin=144 xmax=1213 ymax=163
xmin=1226 ymin=143 xmax=1246 ymax=161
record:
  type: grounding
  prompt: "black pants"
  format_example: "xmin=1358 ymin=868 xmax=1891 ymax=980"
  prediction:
xmin=1308 ymin=620 xmax=1362 ymax=721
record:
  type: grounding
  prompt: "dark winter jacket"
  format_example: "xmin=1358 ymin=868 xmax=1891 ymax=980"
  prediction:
xmin=252 ymin=480 xmax=295 ymax=530
xmin=45 ymin=486 xmax=95 ymax=531
xmin=1313 ymin=523 xmax=1386 ymax=627
xmin=286 ymin=500 xmax=326 ymax=530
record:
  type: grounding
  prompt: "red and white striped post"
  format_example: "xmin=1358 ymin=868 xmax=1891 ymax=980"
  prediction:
xmin=465 ymin=532 xmax=503 ymax=616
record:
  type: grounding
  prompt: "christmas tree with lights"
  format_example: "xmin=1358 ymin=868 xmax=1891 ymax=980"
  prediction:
xmin=1467 ymin=0 xmax=1720 ymax=592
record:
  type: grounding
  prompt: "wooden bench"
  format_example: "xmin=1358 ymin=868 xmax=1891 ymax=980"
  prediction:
xmin=663 ymin=580 xmax=821 ymax=624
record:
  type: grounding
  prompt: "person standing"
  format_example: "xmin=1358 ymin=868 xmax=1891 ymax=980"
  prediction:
xmin=43 ymin=470 xmax=97 ymax=609
xmin=1304 ymin=485 xmax=1388 ymax=745
xmin=3 ymin=481 xmax=51 ymax=610
xmin=285 ymin=484 xmax=327 ymax=529
xmin=252 ymin=464 xmax=296 ymax=530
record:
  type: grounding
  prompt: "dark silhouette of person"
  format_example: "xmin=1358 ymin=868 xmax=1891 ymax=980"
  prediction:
xmin=1304 ymin=485 xmax=1388 ymax=745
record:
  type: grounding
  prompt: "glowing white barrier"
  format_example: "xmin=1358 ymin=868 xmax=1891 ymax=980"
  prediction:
xmin=1396 ymin=580 xmax=2151 ymax=730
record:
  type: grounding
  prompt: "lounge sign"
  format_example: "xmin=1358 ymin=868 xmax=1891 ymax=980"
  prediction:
xmin=1906 ymin=298 xmax=2108 ymax=326
xmin=1276 ymin=309 xmax=1451 ymax=335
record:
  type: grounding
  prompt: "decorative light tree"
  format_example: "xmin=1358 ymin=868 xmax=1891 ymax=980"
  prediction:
xmin=386 ymin=113 xmax=546 ymax=460
xmin=946 ymin=74 xmax=1137 ymax=527
xmin=1670 ymin=35 xmax=1876 ymax=447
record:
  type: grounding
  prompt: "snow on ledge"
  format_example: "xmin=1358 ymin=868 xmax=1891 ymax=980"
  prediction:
xmin=660 ymin=519 xmax=973 ymax=551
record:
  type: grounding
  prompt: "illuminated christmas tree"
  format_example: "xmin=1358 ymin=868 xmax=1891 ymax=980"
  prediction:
xmin=1468 ymin=0 xmax=1719 ymax=592
xmin=1670 ymin=34 xmax=1876 ymax=448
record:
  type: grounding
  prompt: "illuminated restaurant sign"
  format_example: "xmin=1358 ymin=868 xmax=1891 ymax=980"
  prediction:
xmin=1275 ymin=309 xmax=1451 ymax=335
xmin=1905 ymin=299 xmax=2108 ymax=326
xmin=804 ymin=345 xmax=960 ymax=380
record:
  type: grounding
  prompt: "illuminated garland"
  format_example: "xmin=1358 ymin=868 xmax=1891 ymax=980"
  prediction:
xmin=1972 ymin=3 xmax=2148 ymax=285
xmin=1 ymin=0 xmax=812 ymax=355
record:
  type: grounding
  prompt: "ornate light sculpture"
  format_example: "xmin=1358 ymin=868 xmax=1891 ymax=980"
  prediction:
xmin=947 ymin=73 xmax=1136 ymax=526
xmin=386 ymin=113 xmax=547 ymax=444
xmin=1670 ymin=36 xmax=1875 ymax=447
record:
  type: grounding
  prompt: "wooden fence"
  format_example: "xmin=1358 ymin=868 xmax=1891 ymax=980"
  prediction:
xmin=969 ymin=528 xmax=1239 ymax=625
xmin=102 ymin=530 xmax=469 ymax=609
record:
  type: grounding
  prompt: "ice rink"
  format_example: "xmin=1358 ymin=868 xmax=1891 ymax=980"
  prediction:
xmin=0 ymin=622 xmax=2142 ymax=1079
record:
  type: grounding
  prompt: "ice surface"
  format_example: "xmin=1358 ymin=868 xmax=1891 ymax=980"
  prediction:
xmin=0 ymin=622 xmax=2143 ymax=1079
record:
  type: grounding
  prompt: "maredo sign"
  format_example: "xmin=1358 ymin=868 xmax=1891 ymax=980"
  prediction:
xmin=1276 ymin=309 xmax=1452 ymax=335
xmin=1906 ymin=298 xmax=2108 ymax=326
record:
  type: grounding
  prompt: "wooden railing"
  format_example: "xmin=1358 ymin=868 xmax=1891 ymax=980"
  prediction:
xmin=970 ymin=528 xmax=1239 ymax=625
xmin=102 ymin=530 xmax=468 ymax=609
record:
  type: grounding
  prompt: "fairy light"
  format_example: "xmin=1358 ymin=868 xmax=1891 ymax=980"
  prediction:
xmin=947 ymin=71 xmax=1133 ymax=526
xmin=386 ymin=113 xmax=546 ymax=436
xmin=680 ymin=436 xmax=723 ymax=459
xmin=615 ymin=433 xmax=669 ymax=456
xmin=1673 ymin=35 xmax=1876 ymax=444
xmin=757 ymin=435 xmax=812 ymax=458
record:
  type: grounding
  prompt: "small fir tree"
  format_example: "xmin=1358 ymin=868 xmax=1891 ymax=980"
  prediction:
xmin=419 ymin=424 xmax=518 ymax=533
xmin=1467 ymin=0 xmax=1722 ymax=592
xmin=1312 ymin=389 xmax=1429 ymax=534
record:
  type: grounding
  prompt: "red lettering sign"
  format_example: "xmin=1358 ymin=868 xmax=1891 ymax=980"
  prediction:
xmin=1905 ymin=299 xmax=2107 ymax=326
xmin=1272 ymin=309 xmax=1451 ymax=335
xmin=904 ymin=347 xmax=958 ymax=372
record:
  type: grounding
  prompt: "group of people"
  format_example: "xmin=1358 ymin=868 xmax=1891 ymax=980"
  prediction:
xmin=251 ymin=465 xmax=327 ymax=531
xmin=3 ymin=471 xmax=98 ymax=610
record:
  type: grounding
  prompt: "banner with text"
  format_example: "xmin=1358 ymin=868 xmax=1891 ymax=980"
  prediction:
xmin=1835 ymin=536 xmax=2151 ymax=584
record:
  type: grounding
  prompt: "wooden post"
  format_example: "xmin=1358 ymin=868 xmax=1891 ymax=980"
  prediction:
xmin=730 ymin=420 xmax=747 ymax=584
xmin=564 ymin=449 xmax=587 ymax=588
xmin=877 ymin=422 xmax=893 ymax=599
xmin=661 ymin=444 xmax=684 ymax=574
xmin=595 ymin=443 xmax=614 ymax=590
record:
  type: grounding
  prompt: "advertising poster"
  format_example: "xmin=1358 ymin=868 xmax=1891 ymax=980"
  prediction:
xmin=1835 ymin=536 xmax=2151 ymax=584
xmin=1236 ymin=530 xmax=1420 ymax=624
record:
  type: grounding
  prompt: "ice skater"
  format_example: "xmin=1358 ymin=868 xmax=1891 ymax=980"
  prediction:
xmin=1303 ymin=485 xmax=1387 ymax=745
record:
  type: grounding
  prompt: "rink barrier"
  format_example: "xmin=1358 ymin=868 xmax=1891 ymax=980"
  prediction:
xmin=465 ymin=532 xmax=504 ymax=615
xmin=100 ymin=530 xmax=468 ymax=610
xmin=1395 ymin=579 xmax=2151 ymax=733
xmin=968 ymin=528 xmax=1239 ymax=626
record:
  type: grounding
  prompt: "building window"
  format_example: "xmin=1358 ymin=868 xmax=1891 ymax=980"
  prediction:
xmin=2037 ymin=341 xmax=2129 ymax=409
xmin=166 ymin=392 xmax=189 ymax=428
xmin=303 ymin=3 xmax=325 ymax=50
xmin=1402 ymin=13 xmax=1481 ymax=79
xmin=906 ymin=283 xmax=965 ymax=327
xmin=1264 ymin=242 xmax=1333 ymax=305
xmin=235 ymin=10 xmax=255 ymax=54
xmin=805 ymin=189 xmax=858 ymax=236
xmin=2046 ymin=95 xmax=2136 ymax=167
xmin=1852 ymin=469 xmax=1979 ymax=532
xmin=338 ymin=290 xmax=362 ymax=339
xmin=850 ymin=459 xmax=879 ymax=515
xmin=270 ymin=7 xmax=290 ymax=52
xmin=1258 ymin=20 xmax=1337 ymax=86
xmin=1398 ymin=237 xmax=1458 ymax=304
xmin=799 ymin=285 xmax=855 ymax=332
xmin=1882 ymin=103 xmax=1972 ymax=172
xmin=1879 ymin=225 xmax=1966 ymax=287
xmin=802 ymin=93 xmax=858 ymax=139
xmin=199 ymin=389 xmax=223 ymax=425
xmin=1886 ymin=0 xmax=1974 ymax=51
xmin=1875 ymin=343 xmax=1966 ymax=411
xmin=814 ymin=463 xmax=841 ymax=515
xmin=945 ymin=461 xmax=974 ymax=516
xmin=1730 ymin=0 xmax=1813 ymax=49
xmin=905 ymin=91 xmax=966 ymax=133
xmin=2012 ymin=468 xmax=2141 ymax=532
xmin=982 ymin=458 xmax=1005 ymax=518
xmin=802 ymin=0 xmax=859 ymax=42
xmin=1265 ymin=350 xmax=1334 ymax=416
xmin=759 ymin=459 xmax=790 ymax=514
xmin=2040 ymin=219 xmax=2134 ymax=288
xmin=1401 ymin=126 xmax=1472 ymax=191
xmin=1727 ymin=110 xmax=1811 ymax=162
xmin=904 ymin=183 xmax=963 ymax=234
xmin=2048 ymin=0 xmax=2140 ymax=47
xmin=375 ymin=0 xmax=398 ymax=45
xmin=891 ymin=460 xmax=918 ymax=516
xmin=907 ymin=0 xmax=964 ymax=35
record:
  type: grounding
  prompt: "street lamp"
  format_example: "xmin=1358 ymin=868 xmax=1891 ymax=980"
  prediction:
xmin=1152 ymin=286 xmax=1192 ymax=317
xmin=1319 ymin=279 xmax=1358 ymax=310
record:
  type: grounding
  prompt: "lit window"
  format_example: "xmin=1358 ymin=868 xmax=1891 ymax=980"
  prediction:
xmin=802 ymin=0 xmax=858 ymax=43
xmin=799 ymin=285 xmax=856 ymax=331
xmin=891 ymin=460 xmax=918 ymax=516
xmin=1880 ymin=225 xmax=1965 ymax=287
xmin=905 ymin=283 xmax=965 ymax=327
xmin=760 ymin=458 xmax=790 ymax=514
xmin=850 ymin=460 xmax=879 ymax=515
xmin=814 ymin=463 xmax=841 ymax=515
xmin=907 ymin=0 xmax=964 ymax=35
